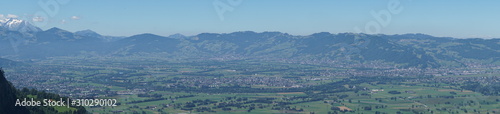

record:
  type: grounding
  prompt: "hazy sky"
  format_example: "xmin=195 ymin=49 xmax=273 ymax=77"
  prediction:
xmin=1 ymin=0 xmax=499 ymax=38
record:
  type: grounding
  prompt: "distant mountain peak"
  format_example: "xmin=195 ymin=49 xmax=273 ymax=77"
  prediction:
xmin=310 ymin=32 xmax=333 ymax=37
xmin=45 ymin=27 xmax=69 ymax=33
xmin=228 ymin=31 xmax=258 ymax=36
xmin=76 ymin=29 xmax=96 ymax=33
xmin=130 ymin=33 xmax=165 ymax=38
xmin=0 ymin=18 xmax=41 ymax=33
xmin=75 ymin=29 xmax=102 ymax=38
xmin=168 ymin=33 xmax=186 ymax=39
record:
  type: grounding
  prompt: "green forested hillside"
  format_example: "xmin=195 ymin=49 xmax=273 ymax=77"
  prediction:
xmin=1 ymin=28 xmax=499 ymax=68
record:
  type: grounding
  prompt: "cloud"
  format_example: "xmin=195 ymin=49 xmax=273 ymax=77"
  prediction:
xmin=60 ymin=19 xmax=67 ymax=24
xmin=71 ymin=16 xmax=80 ymax=20
xmin=7 ymin=14 xmax=18 ymax=18
xmin=1 ymin=14 xmax=19 ymax=20
xmin=0 ymin=14 xmax=19 ymax=23
xmin=32 ymin=16 xmax=44 ymax=22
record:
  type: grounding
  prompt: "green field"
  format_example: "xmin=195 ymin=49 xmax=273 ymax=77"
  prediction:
xmin=7 ymin=58 xmax=500 ymax=114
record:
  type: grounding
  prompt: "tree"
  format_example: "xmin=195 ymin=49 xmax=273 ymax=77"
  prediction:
xmin=388 ymin=90 xmax=401 ymax=94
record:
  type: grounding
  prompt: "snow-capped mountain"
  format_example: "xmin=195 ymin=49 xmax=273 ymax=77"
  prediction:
xmin=0 ymin=18 xmax=41 ymax=33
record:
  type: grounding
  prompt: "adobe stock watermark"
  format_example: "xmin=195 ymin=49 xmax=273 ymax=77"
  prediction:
xmin=31 ymin=0 xmax=71 ymax=27
xmin=213 ymin=0 xmax=243 ymax=21
xmin=339 ymin=34 xmax=370 ymax=61
xmin=341 ymin=0 xmax=407 ymax=60
xmin=354 ymin=0 xmax=405 ymax=34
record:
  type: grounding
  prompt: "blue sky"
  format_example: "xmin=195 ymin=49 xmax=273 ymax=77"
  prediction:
xmin=1 ymin=0 xmax=499 ymax=38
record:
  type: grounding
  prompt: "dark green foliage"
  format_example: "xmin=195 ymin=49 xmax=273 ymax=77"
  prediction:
xmin=388 ymin=90 xmax=401 ymax=94
xmin=0 ymin=68 xmax=29 ymax=114
xmin=461 ymin=81 xmax=500 ymax=95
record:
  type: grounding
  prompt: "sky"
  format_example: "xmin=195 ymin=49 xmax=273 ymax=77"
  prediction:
xmin=1 ymin=0 xmax=499 ymax=38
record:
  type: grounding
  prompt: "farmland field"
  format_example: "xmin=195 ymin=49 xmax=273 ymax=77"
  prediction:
xmin=4 ymin=57 xmax=499 ymax=114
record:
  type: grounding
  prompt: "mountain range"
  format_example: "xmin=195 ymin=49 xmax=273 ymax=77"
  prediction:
xmin=0 ymin=18 xmax=499 ymax=68
xmin=0 ymin=18 xmax=41 ymax=33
